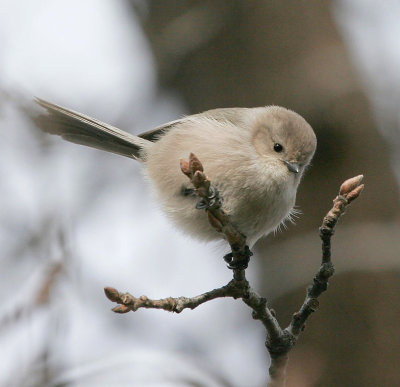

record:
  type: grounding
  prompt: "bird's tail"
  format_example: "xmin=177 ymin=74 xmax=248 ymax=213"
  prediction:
xmin=34 ymin=98 xmax=151 ymax=160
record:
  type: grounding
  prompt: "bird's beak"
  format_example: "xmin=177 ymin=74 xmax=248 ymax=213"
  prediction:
xmin=284 ymin=161 xmax=300 ymax=174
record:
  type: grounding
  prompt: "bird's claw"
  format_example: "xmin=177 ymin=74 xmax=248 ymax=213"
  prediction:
xmin=195 ymin=199 xmax=209 ymax=210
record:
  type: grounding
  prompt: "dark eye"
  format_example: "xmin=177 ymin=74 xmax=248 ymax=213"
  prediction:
xmin=273 ymin=143 xmax=283 ymax=152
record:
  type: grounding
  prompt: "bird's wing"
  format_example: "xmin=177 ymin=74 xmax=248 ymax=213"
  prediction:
xmin=34 ymin=98 xmax=150 ymax=160
xmin=138 ymin=107 xmax=248 ymax=142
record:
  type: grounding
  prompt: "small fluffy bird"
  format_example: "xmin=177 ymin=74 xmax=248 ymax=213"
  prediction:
xmin=34 ymin=99 xmax=316 ymax=251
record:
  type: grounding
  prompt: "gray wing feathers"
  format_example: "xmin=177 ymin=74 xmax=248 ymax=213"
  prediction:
xmin=34 ymin=98 xmax=150 ymax=160
xmin=137 ymin=107 xmax=248 ymax=142
xmin=138 ymin=118 xmax=185 ymax=142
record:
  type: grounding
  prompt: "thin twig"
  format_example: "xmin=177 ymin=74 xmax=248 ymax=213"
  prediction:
xmin=267 ymin=174 xmax=364 ymax=384
xmin=105 ymin=281 xmax=242 ymax=314
xmin=287 ymin=175 xmax=364 ymax=338
xmin=104 ymin=153 xmax=364 ymax=387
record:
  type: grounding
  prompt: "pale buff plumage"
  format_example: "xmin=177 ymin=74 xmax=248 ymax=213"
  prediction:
xmin=34 ymin=100 xmax=316 ymax=247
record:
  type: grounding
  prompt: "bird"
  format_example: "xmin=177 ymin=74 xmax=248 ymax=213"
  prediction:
xmin=34 ymin=98 xmax=316 ymax=261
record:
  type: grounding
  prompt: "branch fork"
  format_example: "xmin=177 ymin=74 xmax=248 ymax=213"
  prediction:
xmin=104 ymin=153 xmax=364 ymax=387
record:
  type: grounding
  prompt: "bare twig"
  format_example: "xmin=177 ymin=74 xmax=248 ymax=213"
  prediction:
xmin=104 ymin=153 xmax=364 ymax=387
xmin=287 ymin=175 xmax=364 ymax=337
xmin=263 ymin=174 xmax=364 ymax=385
xmin=105 ymin=282 xmax=241 ymax=314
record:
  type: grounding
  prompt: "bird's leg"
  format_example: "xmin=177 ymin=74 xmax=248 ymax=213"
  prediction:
xmin=181 ymin=186 xmax=195 ymax=197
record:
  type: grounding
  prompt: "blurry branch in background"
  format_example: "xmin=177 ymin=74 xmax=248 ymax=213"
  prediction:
xmin=0 ymin=227 xmax=71 ymax=386
xmin=0 ymin=260 xmax=63 ymax=331
xmin=0 ymin=229 xmax=67 ymax=332
xmin=105 ymin=154 xmax=364 ymax=387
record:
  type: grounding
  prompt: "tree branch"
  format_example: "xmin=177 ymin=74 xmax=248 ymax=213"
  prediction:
xmin=104 ymin=154 xmax=364 ymax=387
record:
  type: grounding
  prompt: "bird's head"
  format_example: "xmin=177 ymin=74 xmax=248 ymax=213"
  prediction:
xmin=251 ymin=106 xmax=317 ymax=177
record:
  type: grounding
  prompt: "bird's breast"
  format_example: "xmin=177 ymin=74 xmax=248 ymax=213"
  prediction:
xmin=219 ymin=166 xmax=296 ymax=246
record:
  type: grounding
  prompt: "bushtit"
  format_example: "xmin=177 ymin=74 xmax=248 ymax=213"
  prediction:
xmin=35 ymin=99 xmax=316 ymax=249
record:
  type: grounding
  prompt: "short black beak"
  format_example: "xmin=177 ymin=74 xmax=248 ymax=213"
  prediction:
xmin=284 ymin=161 xmax=300 ymax=174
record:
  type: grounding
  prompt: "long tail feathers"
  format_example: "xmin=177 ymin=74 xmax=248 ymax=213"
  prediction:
xmin=34 ymin=98 xmax=150 ymax=160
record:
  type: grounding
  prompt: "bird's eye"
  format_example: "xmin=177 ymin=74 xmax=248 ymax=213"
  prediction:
xmin=273 ymin=143 xmax=283 ymax=153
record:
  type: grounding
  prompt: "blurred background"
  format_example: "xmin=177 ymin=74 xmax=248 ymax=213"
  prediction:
xmin=1 ymin=1 xmax=399 ymax=386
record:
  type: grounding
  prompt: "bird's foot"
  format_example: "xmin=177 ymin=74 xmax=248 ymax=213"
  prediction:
xmin=195 ymin=186 xmax=222 ymax=210
xmin=223 ymin=246 xmax=253 ymax=270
